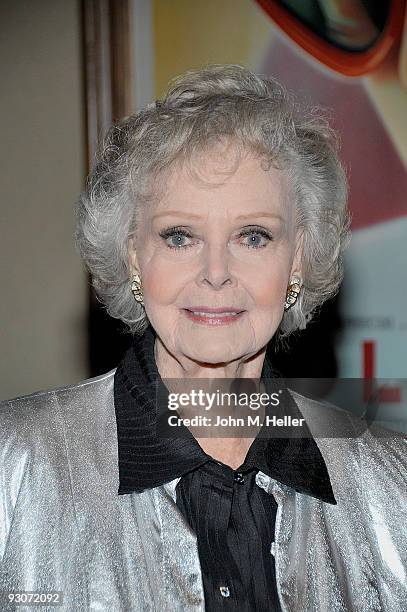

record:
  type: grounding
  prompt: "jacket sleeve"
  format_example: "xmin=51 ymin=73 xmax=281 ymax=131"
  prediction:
xmin=361 ymin=427 xmax=407 ymax=603
xmin=0 ymin=393 xmax=50 ymax=561
xmin=0 ymin=398 xmax=35 ymax=563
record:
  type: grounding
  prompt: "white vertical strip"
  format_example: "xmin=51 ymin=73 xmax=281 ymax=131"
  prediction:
xmin=130 ymin=0 xmax=155 ymax=111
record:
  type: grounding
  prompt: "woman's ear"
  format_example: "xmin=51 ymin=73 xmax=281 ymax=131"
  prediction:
xmin=290 ymin=229 xmax=304 ymax=280
xmin=127 ymin=235 xmax=140 ymax=275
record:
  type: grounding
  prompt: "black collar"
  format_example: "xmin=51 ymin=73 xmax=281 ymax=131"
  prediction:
xmin=114 ymin=323 xmax=336 ymax=504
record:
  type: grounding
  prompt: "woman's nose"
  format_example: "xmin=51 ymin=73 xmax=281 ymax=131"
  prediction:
xmin=197 ymin=244 xmax=235 ymax=289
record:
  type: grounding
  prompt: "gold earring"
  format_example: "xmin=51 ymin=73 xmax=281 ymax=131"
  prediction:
xmin=131 ymin=273 xmax=144 ymax=305
xmin=284 ymin=277 xmax=302 ymax=310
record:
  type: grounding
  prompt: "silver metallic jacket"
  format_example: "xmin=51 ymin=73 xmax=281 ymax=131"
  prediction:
xmin=0 ymin=370 xmax=406 ymax=612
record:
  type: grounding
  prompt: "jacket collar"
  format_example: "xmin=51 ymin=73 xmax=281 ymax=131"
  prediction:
xmin=114 ymin=323 xmax=336 ymax=504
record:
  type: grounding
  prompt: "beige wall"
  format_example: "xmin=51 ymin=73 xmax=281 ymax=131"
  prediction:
xmin=0 ymin=0 xmax=88 ymax=400
xmin=152 ymin=0 xmax=271 ymax=97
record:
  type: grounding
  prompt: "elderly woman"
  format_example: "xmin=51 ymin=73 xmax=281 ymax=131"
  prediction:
xmin=1 ymin=64 xmax=406 ymax=612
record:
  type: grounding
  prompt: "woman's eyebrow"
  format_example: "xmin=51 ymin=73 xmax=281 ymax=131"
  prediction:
xmin=152 ymin=211 xmax=285 ymax=221
xmin=235 ymin=212 xmax=285 ymax=222
xmin=152 ymin=211 xmax=203 ymax=220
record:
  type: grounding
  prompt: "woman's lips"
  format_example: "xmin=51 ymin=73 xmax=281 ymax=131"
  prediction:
xmin=182 ymin=309 xmax=246 ymax=326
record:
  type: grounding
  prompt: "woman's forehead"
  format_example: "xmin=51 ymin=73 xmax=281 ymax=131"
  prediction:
xmin=148 ymin=150 xmax=293 ymax=221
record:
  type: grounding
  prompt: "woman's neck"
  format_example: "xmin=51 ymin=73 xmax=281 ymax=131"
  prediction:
xmin=154 ymin=335 xmax=267 ymax=381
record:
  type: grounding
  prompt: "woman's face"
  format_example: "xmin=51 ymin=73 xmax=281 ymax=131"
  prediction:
xmin=129 ymin=144 xmax=303 ymax=368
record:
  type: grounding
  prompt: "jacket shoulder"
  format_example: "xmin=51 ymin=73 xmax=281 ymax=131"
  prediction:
xmin=0 ymin=369 xmax=117 ymax=455
xmin=289 ymin=388 xmax=407 ymax=495
xmin=289 ymin=387 xmax=407 ymax=444
xmin=0 ymin=369 xmax=116 ymax=419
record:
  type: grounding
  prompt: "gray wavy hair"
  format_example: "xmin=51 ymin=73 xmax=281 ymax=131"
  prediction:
xmin=75 ymin=64 xmax=351 ymax=343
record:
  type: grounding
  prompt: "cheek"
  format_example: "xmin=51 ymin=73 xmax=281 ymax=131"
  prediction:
xmin=141 ymin=256 xmax=184 ymax=307
xmin=249 ymin=264 xmax=288 ymax=308
xmin=244 ymin=240 xmax=294 ymax=307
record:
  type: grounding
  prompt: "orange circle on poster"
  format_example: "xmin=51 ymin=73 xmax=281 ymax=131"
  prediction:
xmin=255 ymin=0 xmax=406 ymax=76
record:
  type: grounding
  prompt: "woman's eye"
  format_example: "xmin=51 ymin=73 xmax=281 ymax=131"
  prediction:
xmin=159 ymin=227 xmax=194 ymax=250
xmin=158 ymin=226 xmax=273 ymax=251
xmin=239 ymin=228 xmax=273 ymax=249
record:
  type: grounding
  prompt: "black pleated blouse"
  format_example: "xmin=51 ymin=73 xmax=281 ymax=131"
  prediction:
xmin=175 ymin=453 xmax=280 ymax=610
xmin=114 ymin=324 xmax=336 ymax=612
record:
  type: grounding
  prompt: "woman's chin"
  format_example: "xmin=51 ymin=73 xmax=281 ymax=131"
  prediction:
xmin=180 ymin=345 xmax=241 ymax=367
